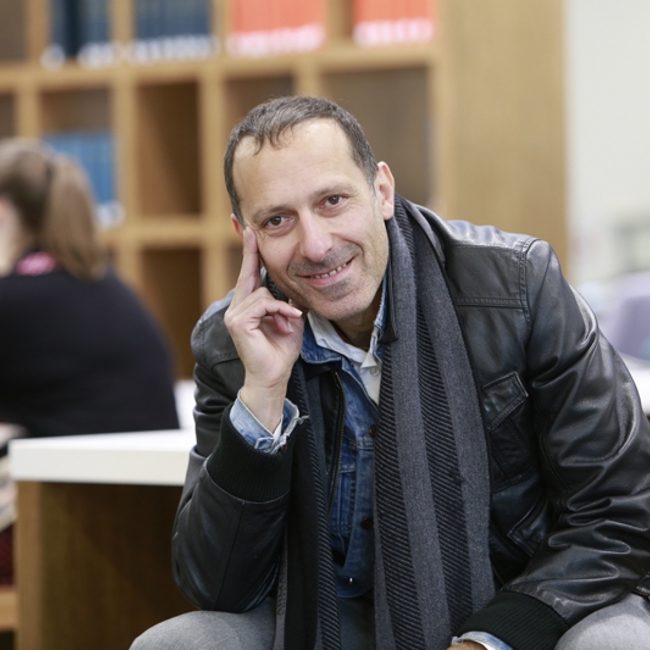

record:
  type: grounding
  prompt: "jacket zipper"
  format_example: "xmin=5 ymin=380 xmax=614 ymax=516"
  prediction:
xmin=327 ymin=370 xmax=346 ymax=518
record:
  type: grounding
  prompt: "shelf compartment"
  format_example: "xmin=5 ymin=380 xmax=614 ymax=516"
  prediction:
xmin=40 ymin=87 xmax=120 ymax=228
xmin=0 ymin=94 xmax=16 ymax=139
xmin=136 ymin=80 xmax=202 ymax=217
xmin=140 ymin=246 xmax=203 ymax=379
xmin=0 ymin=0 xmax=27 ymax=63
xmin=40 ymin=86 xmax=112 ymax=133
xmin=321 ymin=66 xmax=433 ymax=207
xmin=223 ymin=74 xmax=294 ymax=138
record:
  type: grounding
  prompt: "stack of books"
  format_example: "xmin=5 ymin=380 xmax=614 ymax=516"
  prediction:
xmin=44 ymin=131 xmax=123 ymax=229
xmin=132 ymin=0 xmax=216 ymax=63
xmin=227 ymin=0 xmax=326 ymax=57
xmin=44 ymin=0 xmax=113 ymax=67
xmin=353 ymin=0 xmax=437 ymax=48
xmin=41 ymin=0 xmax=437 ymax=66
xmin=42 ymin=0 xmax=216 ymax=67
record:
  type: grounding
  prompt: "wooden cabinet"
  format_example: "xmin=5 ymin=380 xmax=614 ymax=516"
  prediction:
xmin=0 ymin=0 xmax=566 ymax=379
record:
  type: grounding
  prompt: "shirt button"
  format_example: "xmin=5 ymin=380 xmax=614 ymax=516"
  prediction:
xmin=360 ymin=517 xmax=374 ymax=530
xmin=368 ymin=425 xmax=376 ymax=438
xmin=370 ymin=366 xmax=380 ymax=377
xmin=348 ymin=578 xmax=355 ymax=586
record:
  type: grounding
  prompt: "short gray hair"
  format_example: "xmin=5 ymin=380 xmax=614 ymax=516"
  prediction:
xmin=224 ymin=96 xmax=377 ymax=222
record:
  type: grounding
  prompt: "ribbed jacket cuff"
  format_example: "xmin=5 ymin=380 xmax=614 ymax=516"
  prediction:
xmin=206 ymin=404 xmax=297 ymax=503
xmin=458 ymin=591 xmax=569 ymax=650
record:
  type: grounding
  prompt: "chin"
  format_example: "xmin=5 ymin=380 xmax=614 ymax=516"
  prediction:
xmin=312 ymin=296 xmax=372 ymax=324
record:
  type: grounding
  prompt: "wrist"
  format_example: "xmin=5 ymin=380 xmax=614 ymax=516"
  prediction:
xmin=240 ymin=383 xmax=288 ymax=432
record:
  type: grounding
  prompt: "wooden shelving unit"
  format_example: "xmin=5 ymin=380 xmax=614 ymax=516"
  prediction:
xmin=0 ymin=0 xmax=567 ymax=382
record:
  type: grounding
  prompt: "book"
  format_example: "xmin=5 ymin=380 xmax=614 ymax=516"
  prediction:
xmin=48 ymin=0 xmax=83 ymax=58
xmin=43 ymin=131 xmax=123 ymax=229
xmin=227 ymin=0 xmax=326 ymax=57
xmin=131 ymin=0 xmax=216 ymax=63
xmin=44 ymin=0 xmax=113 ymax=68
xmin=353 ymin=0 xmax=437 ymax=48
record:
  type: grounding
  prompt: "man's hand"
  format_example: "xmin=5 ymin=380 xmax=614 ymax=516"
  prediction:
xmin=224 ymin=228 xmax=305 ymax=431
xmin=446 ymin=643 xmax=487 ymax=650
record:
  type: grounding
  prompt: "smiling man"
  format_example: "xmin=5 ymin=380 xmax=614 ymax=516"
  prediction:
xmin=132 ymin=96 xmax=650 ymax=650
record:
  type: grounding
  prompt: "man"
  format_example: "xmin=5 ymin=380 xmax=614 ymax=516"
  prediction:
xmin=132 ymin=96 xmax=650 ymax=650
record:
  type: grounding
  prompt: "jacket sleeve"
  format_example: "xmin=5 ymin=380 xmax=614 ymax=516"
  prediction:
xmin=460 ymin=239 xmax=650 ymax=648
xmin=171 ymin=302 xmax=297 ymax=612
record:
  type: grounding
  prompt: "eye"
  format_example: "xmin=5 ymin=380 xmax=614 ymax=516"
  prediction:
xmin=266 ymin=215 xmax=285 ymax=227
xmin=326 ymin=195 xmax=342 ymax=206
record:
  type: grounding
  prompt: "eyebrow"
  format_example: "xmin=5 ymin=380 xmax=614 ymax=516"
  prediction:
xmin=248 ymin=181 xmax=359 ymax=225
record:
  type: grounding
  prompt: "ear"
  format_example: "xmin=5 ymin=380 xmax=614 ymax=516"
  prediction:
xmin=374 ymin=162 xmax=395 ymax=221
xmin=231 ymin=214 xmax=244 ymax=238
xmin=0 ymin=197 xmax=9 ymax=224
xmin=0 ymin=197 xmax=18 ymax=230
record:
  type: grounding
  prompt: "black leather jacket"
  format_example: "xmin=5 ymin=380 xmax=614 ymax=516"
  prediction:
xmin=172 ymin=201 xmax=650 ymax=649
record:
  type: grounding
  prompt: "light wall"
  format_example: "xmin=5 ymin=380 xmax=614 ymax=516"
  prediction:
xmin=565 ymin=0 xmax=650 ymax=286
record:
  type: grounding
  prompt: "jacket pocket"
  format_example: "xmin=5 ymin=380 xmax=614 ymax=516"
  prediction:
xmin=482 ymin=372 xmax=536 ymax=488
xmin=508 ymin=491 xmax=551 ymax=557
xmin=482 ymin=371 xmax=528 ymax=432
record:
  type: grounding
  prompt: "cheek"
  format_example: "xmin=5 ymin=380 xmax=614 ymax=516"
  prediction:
xmin=258 ymin=241 xmax=292 ymax=276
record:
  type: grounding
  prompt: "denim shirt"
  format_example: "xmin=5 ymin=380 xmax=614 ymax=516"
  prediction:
xmin=299 ymin=303 xmax=385 ymax=598
xmin=232 ymin=284 xmax=387 ymax=598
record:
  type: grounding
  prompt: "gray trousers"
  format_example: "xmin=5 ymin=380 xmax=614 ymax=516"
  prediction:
xmin=130 ymin=592 xmax=650 ymax=650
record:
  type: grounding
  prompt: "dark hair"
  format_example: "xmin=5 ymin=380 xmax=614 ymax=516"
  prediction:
xmin=0 ymin=139 xmax=106 ymax=280
xmin=224 ymin=96 xmax=378 ymax=222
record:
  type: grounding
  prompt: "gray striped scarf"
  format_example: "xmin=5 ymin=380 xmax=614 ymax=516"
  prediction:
xmin=372 ymin=199 xmax=494 ymax=648
xmin=277 ymin=198 xmax=495 ymax=649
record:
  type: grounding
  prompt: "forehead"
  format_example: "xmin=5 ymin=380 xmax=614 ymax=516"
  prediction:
xmin=234 ymin=119 xmax=354 ymax=165
xmin=232 ymin=121 xmax=365 ymax=213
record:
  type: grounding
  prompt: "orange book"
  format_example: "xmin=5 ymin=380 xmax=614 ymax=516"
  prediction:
xmin=269 ymin=0 xmax=281 ymax=31
xmin=353 ymin=0 xmax=437 ymax=47
xmin=228 ymin=0 xmax=326 ymax=56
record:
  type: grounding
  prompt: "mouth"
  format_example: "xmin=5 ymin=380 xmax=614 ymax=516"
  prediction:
xmin=308 ymin=260 xmax=351 ymax=280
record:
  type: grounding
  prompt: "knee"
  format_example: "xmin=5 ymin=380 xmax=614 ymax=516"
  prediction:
xmin=129 ymin=614 xmax=198 ymax=650
xmin=129 ymin=624 xmax=169 ymax=650
xmin=555 ymin=595 xmax=650 ymax=650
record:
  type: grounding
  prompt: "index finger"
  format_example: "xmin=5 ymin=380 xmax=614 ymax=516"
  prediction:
xmin=232 ymin=227 xmax=262 ymax=305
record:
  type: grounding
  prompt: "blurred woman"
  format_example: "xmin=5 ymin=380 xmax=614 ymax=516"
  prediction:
xmin=0 ymin=138 xmax=179 ymax=437
xmin=0 ymin=139 xmax=180 ymax=580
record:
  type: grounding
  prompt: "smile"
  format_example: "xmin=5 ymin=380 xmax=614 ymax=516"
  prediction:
xmin=309 ymin=261 xmax=350 ymax=280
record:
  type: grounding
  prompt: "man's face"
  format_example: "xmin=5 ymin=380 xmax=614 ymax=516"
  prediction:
xmin=231 ymin=119 xmax=395 ymax=331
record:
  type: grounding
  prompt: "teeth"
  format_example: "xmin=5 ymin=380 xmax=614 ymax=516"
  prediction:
xmin=313 ymin=263 xmax=346 ymax=279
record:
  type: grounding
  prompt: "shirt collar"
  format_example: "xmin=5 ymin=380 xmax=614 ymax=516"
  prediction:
xmin=302 ymin=279 xmax=387 ymax=366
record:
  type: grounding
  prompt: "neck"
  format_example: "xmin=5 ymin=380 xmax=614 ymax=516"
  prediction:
xmin=0 ymin=202 xmax=32 ymax=277
xmin=332 ymin=291 xmax=382 ymax=351
xmin=0 ymin=238 xmax=28 ymax=277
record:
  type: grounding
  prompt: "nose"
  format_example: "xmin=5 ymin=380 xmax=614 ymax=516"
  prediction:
xmin=297 ymin=211 xmax=334 ymax=263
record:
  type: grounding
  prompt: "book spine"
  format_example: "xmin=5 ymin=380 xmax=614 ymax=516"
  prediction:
xmin=75 ymin=0 xmax=114 ymax=66
xmin=228 ymin=0 xmax=325 ymax=57
xmin=353 ymin=0 xmax=436 ymax=47
xmin=58 ymin=0 xmax=82 ymax=56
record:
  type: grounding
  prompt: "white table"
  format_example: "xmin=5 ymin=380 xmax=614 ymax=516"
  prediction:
xmin=8 ymin=428 xmax=197 ymax=650
xmin=9 ymin=428 xmax=195 ymax=486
